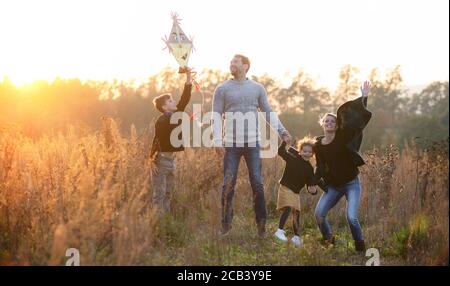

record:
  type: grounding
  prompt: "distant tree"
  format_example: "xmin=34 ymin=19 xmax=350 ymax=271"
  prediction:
xmin=399 ymin=81 xmax=449 ymax=144
xmin=277 ymin=70 xmax=331 ymax=114
xmin=362 ymin=66 xmax=407 ymax=149
xmin=409 ymin=81 xmax=449 ymax=115
xmin=333 ymin=64 xmax=360 ymax=110
xmin=251 ymin=73 xmax=281 ymax=111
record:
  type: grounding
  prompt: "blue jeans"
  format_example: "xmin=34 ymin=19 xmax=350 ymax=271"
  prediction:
xmin=221 ymin=143 xmax=266 ymax=227
xmin=314 ymin=177 xmax=364 ymax=241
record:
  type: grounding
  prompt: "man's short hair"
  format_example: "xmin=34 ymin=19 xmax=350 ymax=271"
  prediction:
xmin=234 ymin=54 xmax=250 ymax=73
xmin=153 ymin=93 xmax=171 ymax=113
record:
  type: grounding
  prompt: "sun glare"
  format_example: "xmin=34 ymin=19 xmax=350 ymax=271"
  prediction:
xmin=0 ymin=0 xmax=448 ymax=88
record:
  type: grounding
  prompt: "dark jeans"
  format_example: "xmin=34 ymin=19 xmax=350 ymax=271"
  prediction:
xmin=221 ymin=143 xmax=266 ymax=227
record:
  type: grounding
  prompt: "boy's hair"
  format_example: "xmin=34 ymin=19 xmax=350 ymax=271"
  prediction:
xmin=297 ymin=136 xmax=315 ymax=153
xmin=234 ymin=54 xmax=251 ymax=73
xmin=153 ymin=93 xmax=172 ymax=113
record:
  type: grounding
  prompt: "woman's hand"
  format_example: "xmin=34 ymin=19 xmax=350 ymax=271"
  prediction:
xmin=360 ymin=80 xmax=371 ymax=97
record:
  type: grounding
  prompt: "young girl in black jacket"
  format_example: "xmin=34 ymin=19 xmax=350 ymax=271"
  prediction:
xmin=274 ymin=137 xmax=321 ymax=247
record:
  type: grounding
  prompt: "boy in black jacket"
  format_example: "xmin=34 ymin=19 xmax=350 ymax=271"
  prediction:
xmin=150 ymin=68 xmax=192 ymax=214
xmin=274 ymin=137 xmax=322 ymax=247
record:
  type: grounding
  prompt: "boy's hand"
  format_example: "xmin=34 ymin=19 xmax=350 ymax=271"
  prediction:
xmin=147 ymin=154 xmax=159 ymax=175
xmin=185 ymin=67 xmax=193 ymax=85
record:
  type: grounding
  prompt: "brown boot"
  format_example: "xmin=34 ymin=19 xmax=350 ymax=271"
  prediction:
xmin=322 ymin=235 xmax=335 ymax=246
xmin=355 ymin=240 xmax=366 ymax=252
xmin=219 ymin=224 xmax=232 ymax=237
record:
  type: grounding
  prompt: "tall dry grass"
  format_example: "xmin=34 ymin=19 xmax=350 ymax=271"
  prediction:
xmin=0 ymin=119 xmax=448 ymax=265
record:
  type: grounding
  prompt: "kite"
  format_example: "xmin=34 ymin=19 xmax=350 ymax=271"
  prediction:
xmin=162 ymin=13 xmax=194 ymax=74
xmin=162 ymin=13 xmax=203 ymax=126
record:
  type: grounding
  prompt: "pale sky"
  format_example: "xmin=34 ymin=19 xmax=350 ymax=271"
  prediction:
xmin=0 ymin=0 xmax=448 ymax=90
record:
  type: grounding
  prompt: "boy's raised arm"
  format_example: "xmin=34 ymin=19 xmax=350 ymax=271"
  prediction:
xmin=176 ymin=68 xmax=193 ymax=112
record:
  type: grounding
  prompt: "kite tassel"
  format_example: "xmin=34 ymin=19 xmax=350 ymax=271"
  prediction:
xmin=170 ymin=12 xmax=182 ymax=24
xmin=162 ymin=36 xmax=172 ymax=52
xmin=185 ymin=68 xmax=205 ymax=126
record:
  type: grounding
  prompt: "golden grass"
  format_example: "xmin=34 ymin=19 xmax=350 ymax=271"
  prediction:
xmin=0 ymin=119 xmax=448 ymax=265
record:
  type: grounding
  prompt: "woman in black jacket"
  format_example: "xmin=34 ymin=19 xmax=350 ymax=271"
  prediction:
xmin=313 ymin=81 xmax=372 ymax=252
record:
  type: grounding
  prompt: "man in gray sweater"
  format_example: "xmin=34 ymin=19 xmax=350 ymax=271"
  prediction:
xmin=212 ymin=54 xmax=292 ymax=238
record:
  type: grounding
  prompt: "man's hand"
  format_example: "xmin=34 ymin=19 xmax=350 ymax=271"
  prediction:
xmin=360 ymin=80 xmax=371 ymax=97
xmin=213 ymin=140 xmax=225 ymax=156
xmin=281 ymin=131 xmax=292 ymax=146
xmin=214 ymin=146 xmax=225 ymax=156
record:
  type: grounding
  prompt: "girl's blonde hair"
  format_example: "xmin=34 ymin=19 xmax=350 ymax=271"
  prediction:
xmin=318 ymin=113 xmax=337 ymax=127
xmin=297 ymin=136 xmax=315 ymax=152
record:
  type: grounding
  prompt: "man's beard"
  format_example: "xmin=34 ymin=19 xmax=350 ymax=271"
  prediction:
xmin=230 ymin=67 xmax=238 ymax=77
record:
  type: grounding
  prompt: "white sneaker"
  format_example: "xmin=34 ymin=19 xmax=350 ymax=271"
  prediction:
xmin=274 ymin=229 xmax=288 ymax=242
xmin=291 ymin=235 xmax=304 ymax=247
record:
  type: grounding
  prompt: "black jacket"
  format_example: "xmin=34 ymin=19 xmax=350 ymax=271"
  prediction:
xmin=314 ymin=96 xmax=372 ymax=187
xmin=336 ymin=96 xmax=372 ymax=166
xmin=150 ymin=83 xmax=192 ymax=158
xmin=278 ymin=141 xmax=316 ymax=194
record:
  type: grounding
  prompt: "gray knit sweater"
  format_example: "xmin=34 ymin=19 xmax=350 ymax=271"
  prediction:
xmin=212 ymin=79 xmax=287 ymax=145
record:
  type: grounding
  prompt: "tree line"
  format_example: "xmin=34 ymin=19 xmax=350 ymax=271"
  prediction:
xmin=0 ymin=65 xmax=448 ymax=150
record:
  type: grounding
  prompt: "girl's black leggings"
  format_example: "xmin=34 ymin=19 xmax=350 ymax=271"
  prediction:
xmin=278 ymin=207 xmax=300 ymax=236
